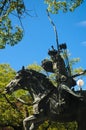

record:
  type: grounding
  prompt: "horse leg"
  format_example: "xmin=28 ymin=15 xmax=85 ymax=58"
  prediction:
xmin=23 ymin=114 xmax=45 ymax=130
xmin=29 ymin=121 xmax=44 ymax=130
xmin=23 ymin=115 xmax=30 ymax=130
xmin=23 ymin=115 xmax=36 ymax=130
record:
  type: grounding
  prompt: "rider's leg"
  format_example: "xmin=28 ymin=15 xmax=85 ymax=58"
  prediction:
xmin=23 ymin=114 xmax=45 ymax=130
xmin=60 ymin=84 xmax=82 ymax=98
xmin=23 ymin=115 xmax=36 ymax=130
xmin=29 ymin=121 xmax=44 ymax=130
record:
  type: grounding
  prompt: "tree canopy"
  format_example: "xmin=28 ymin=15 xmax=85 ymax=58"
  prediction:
xmin=0 ymin=0 xmax=25 ymax=49
xmin=0 ymin=0 xmax=84 ymax=49
xmin=45 ymin=0 xmax=84 ymax=13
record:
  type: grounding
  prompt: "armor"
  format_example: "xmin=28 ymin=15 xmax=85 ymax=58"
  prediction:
xmin=41 ymin=59 xmax=53 ymax=73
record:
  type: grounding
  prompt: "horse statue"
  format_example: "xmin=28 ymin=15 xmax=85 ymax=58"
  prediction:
xmin=4 ymin=67 xmax=86 ymax=130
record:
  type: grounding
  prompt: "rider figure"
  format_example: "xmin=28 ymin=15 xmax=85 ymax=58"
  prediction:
xmin=41 ymin=44 xmax=81 ymax=98
xmin=48 ymin=46 xmax=68 ymax=83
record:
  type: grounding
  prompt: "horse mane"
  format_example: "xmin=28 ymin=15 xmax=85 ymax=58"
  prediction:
xmin=26 ymin=69 xmax=55 ymax=91
xmin=17 ymin=68 xmax=55 ymax=100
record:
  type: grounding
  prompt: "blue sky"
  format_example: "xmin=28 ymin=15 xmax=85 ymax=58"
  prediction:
xmin=0 ymin=0 xmax=86 ymax=88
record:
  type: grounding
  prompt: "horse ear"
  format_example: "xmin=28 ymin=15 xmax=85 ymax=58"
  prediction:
xmin=22 ymin=66 xmax=25 ymax=70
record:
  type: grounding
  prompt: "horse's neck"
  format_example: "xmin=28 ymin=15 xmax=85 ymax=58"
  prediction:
xmin=28 ymin=78 xmax=47 ymax=97
xmin=27 ymin=84 xmax=45 ymax=101
xmin=26 ymin=69 xmax=55 ymax=101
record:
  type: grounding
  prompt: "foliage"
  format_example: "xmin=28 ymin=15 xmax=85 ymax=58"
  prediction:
xmin=0 ymin=0 xmax=24 ymax=49
xmin=0 ymin=64 xmax=20 ymax=127
xmin=45 ymin=0 xmax=84 ymax=13
xmin=0 ymin=64 xmax=16 ymax=91
xmin=27 ymin=63 xmax=44 ymax=72
xmin=61 ymin=49 xmax=85 ymax=76
xmin=39 ymin=121 xmax=77 ymax=130
xmin=0 ymin=64 xmax=32 ymax=129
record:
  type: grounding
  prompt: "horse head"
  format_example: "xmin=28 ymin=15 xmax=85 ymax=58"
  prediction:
xmin=4 ymin=66 xmax=29 ymax=94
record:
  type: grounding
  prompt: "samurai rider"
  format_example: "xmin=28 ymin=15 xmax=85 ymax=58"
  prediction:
xmin=41 ymin=44 xmax=82 ymax=99
xmin=33 ymin=44 xmax=83 ymax=115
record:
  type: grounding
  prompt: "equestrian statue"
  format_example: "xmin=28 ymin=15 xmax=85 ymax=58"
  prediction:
xmin=4 ymin=43 xmax=86 ymax=130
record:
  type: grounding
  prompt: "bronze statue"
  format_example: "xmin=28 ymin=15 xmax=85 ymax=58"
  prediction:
xmin=4 ymin=65 xmax=86 ymax=130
